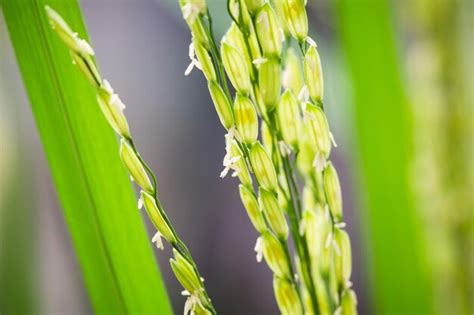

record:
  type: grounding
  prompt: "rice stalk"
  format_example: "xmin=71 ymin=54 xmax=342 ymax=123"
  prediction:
xmin=177 ymin=1 xmax=357 ymax=314
xmin=44 ymin=6 xmax=216 ymax=315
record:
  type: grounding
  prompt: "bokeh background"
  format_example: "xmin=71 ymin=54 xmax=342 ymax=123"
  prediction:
xmin=0 ymin=0 xmax=472 ymax=314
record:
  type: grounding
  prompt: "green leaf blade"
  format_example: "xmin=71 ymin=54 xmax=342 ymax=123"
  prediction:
xmin=1 ymin=1 xmax=172 ymax=313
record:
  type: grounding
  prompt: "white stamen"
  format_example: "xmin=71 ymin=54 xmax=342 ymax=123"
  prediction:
xmin=185 ymin=42 xmax=202 ymax=76
xmin=298 ymin=85 xmax=310 ymax=102
xmin=188 ymin=42 xmax=195 ymax=60
xmin=220 ymin=156 xmax=241 ymax=178
xmin=335 ymin=222 xmax=346 ymax=229
xmin=194 ymin=59 xmax=202 ymax=70
xmin=228 ymin=126 xmax=238 ymax=139
xmin=330 ymin=132 xmax=338 ymax=147
xmin=130 ymin=175 xmax=134 ymax=182
xmin=183 ymin=296 xmax=193 ymax=315
xmin=78 ymin=39 xmax=95 ymax=56
xmin=182 ymin=290 xmax=205 ymax=315
xmin=252 ymin=57 xmax=268 ymax=65
xmin=282 ymin=67 xmax=291 ymax=90
xmin=313 ymin=152 xmax=327 ymax=173
xmin=138 ymin=197 xmax=144 ymax=210
xmin=109 ymin=94 xmax=126 ymax=111
xmin=254 ymin=237 xmax=264 ymax=263
xmin=184 ymin=62 xmax=195 ymax=76
xmin=102 ymin=79 xmax=114 ymax=94
xmin=306 ymin=36 xmax=317 ymax=47
xmin=220 ymin=129 xmax=242 ymax=178
xmin=152 ymin=232 xmax=164 ymax=250
xmin=182 ymin=4 xmax=200 ymax=22
xmin=278 ymin=141 xmax=292 ymax=157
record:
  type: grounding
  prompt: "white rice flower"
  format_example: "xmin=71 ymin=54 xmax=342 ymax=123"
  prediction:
xmin=278 ymin=141 xmax=292 ymax=157
xmin=220 ymin=155 xmax=240 ymax=178
xmin=182 ymin=3 xmax=201 ymax=23
xmin=252 ymin=57 xmax=268 ymax=66
xmin=185 ymin=42 xmax=202 ymax=76
xmin=335 ymin=222 xmax=346 ymax=229
xmin=306 ymin=36 xmax=317 ymax=48
xmin=78 ymin=38 xmax=95 ymax=56
xmin=254 ymin=237 xmax=264 ymax=263
xmin=137 ymin=196 xmax=144 ymax=210
xmin=109 ymin=94 xmax=126 ymax=111
xmin=330 ymin=132 xmax=338 ymax=147
xmin=152 ymin=231 xmax=164 ymax=250
xmin=182 ymin=289 xmax=205 ymax=315
xmin=102 ymin=79 xmax=114 ymax=94
xmin=298 ymin=85 xmax=310 ymax=102
xmin=313 ymin=152 xmax=327 ymax=173
xmin=101 ymin=79 xmax=126 ymax=112
xmin=220 ymin=128 xmax=242 ymax=178
xmin=281 ymin=67 xmax=291 ymax=90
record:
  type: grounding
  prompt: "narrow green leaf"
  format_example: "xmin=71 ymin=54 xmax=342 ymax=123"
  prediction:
xmin=0 ymin=136 xmax=37 ymax=315
xmin=1 ymin=1 xmax=172 ymax=313
xmin=334 ymin=1 xmax=433 ymax=314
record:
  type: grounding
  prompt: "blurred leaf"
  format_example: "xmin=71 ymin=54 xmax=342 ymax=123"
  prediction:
xmin=1 ymin=0 xmax=172 ymax=313
xmin=334 ymin=0 xmax=433 ymax=314
xmin=0 ymin=125 xmax=37 ymax=315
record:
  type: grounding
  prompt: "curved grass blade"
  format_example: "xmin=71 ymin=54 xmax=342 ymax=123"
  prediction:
xmin=1 ymin=1 xmax=172 ymax=313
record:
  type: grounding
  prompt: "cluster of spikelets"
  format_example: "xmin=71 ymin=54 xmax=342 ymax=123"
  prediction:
xmin=178 ymin=0 xmax=357 ymax=314
xmin=45 ymin=6 xmax=216 ymax=315
xmin=45 ymin=0 xmax=357 ymax=313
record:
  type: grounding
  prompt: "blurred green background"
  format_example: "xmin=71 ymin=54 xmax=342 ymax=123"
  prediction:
xmin=0 ymin=0 xmax=472 ymax=314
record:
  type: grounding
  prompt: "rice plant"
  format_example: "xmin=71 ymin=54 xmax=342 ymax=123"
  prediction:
xmin=176 ymin=1 xmax=357 ymax=314
xmin=4 ymin=0 xmax=471 ymax=313
xmin=43 ymin=0 xmax=358 ymax=313
xmin=1 ymin=1 xmax=172 ymax=313
xmin=45 ymin=6 xmax=216 ymax=314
